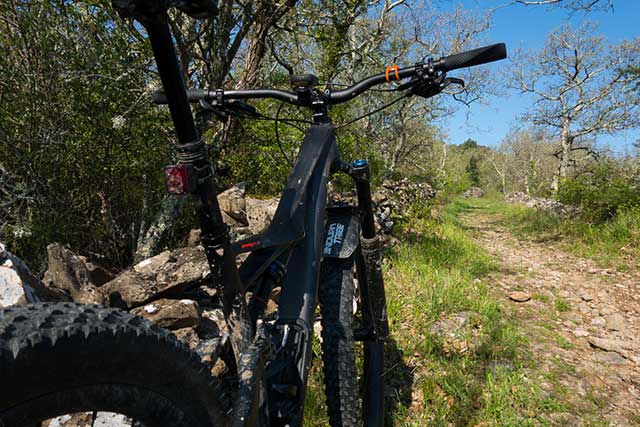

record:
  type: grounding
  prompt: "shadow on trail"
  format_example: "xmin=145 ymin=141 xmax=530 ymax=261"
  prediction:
xmin=383 ymin=337 xmax=414 ymax=424
xmin=384 ymin=313 xmax=528 ymax=425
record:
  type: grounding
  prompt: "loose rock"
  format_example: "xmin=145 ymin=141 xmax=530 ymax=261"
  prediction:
xmin=604 ymin=313 xmax=626 ymax=332
xmin=43 ymin=243 xmax=105 ymax=305
xmin=509 ymin=291 xmax=531 ymax=302
xmin=573 ymin=328 xmax=590 ymax=337
xmin=131 ymin=298 xmax=200 ymax=330
xmin=102 ymin=247 xmax=210 ymax=309
xmin=580 ymin=292 xmax=594 ymax=302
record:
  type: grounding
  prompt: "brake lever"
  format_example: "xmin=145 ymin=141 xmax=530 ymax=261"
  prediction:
xmin=403 ymin=74 xmax=465 ymax=99
xmin=198 ymin=99 xmax=260 ymax=124
xmin=226 ymin=100 xmax=260 ymax=119
xmin=443 ymin=77 xmax=465 ymax=88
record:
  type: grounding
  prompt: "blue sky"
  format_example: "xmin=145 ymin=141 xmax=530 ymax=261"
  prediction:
xmin=440 ymin=0 xmax=640 ymax=153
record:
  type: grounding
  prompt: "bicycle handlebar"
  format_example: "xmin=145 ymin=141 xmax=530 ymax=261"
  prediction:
xmin=436 ymin=43 xmax=507 ymax=72
xmin=152 ymin=89 xmax=299 ymax=105
xmin=152 ymin=43 xmax=506 ymax=106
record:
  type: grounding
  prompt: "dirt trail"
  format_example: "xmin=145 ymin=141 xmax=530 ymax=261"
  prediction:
xmin=460 ymin=205 xmax=640 ymax=427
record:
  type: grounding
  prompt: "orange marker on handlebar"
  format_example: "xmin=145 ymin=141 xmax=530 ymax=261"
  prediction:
xmin=385 ymin=65 xmax=400 ymax=82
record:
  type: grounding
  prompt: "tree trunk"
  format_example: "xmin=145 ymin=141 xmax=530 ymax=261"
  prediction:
xmin=551 ymin=118 xmax=572 ymax=197
xmin=134 ymin=195 xmax=187 ymax=263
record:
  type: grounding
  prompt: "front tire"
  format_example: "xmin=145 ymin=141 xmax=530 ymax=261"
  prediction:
xmin=0 ymin=303 xmax=229 ymax=427
xmin=319 ymin=258 xmax=361 ymax=427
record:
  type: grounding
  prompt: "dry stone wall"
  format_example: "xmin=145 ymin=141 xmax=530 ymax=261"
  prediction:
xmin=505 ymin=191 xmax=579 ymax=217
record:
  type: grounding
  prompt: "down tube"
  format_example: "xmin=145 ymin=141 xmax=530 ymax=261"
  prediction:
xmin=276 ymin=130 xmax=337 ymax=422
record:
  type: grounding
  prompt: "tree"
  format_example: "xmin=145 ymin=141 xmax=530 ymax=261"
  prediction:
xmin=466 ymin=155 xmax=481 ymax=186
xmin=511 ymin=23 xmax=640 ymax=195
xmin=461 ymin=138 xmax=479 ymax=149
xmin=0 ymin=0 xmax=171 ymax=268
xmin=497 ymin=127 xmax=557 ymax=195
xmin=511 ymin=0 xmax=612 ymax=11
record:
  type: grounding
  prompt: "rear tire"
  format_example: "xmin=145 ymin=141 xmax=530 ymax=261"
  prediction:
xmin=0 ymin=303 xmax=229 ymax=427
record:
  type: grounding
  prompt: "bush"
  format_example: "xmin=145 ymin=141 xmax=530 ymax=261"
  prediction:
xmin=558 ymin=163 xmax=640 ymax=223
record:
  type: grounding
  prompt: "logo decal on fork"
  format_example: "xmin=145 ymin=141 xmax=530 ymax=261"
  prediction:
xmin=323 ymin=222 xmax=345 ymax=255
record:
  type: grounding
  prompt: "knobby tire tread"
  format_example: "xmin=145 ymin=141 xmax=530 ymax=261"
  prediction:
xmin=0 ymin=302 xmax=229 ymax=427
xmin=319 ymin=258 xmax=361 ymax=427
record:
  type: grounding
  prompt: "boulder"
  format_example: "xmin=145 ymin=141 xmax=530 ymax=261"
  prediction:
xmin=78 ymin=256 xmax=114 ymax=286
xmin=43 ymin=244 xmax=105 ymax=305
xmin=0 ymin=242 xmax=65 ymax=307
xmin=131 ymin=298 xmax=200 ymax=330
xmin=463 ymin=187 xmax=484 ymax=198
xmin=246 ymin=197 xmax=279 ymax=234
xmin=217 ymin=182 xmax=248 ymax=225
xmin=101 ymin=247 xmax=210 ymax=309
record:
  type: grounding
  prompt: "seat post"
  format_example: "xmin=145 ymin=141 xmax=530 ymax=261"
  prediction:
xmin=144 ymin=15 xmax=200 ymax=145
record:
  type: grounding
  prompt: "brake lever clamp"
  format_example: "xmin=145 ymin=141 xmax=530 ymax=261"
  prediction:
xmin=402 ymin=70 xmax=465 ymax=100
xmin=196 ymin=90 xmax=259 ymax=125
xmin=198 ymin=99 xmax=228 ymax=123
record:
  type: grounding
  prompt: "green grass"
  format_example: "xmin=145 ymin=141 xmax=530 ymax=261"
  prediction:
xmin=554 ymin=298 xmax=571 ymax=313
xmin=304 ymin=199 xmax=559 ymax=426
xmin=473 ymin=198 xmax=640 ymax=271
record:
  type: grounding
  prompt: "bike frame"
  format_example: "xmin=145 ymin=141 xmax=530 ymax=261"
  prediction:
xmin=118 ymin=6 xmax=379 ymax=426
xmin=111 ymin=3 xmax=505 ymax=425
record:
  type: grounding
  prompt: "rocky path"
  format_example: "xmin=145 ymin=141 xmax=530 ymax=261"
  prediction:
xmin=460 ymin=205 xmax=640 ymax=427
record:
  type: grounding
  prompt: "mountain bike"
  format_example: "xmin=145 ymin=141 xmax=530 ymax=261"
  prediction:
xmin=0 ymin=1 xmax=506 ymax=426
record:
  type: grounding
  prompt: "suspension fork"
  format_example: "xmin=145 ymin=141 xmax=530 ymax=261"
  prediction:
xmin=349 ymin=159 xmax=389 ymax=339
xmin=121 ymin=6 xmax=253 ymax=361
xmin=348 ymin=159 xmax=388 ymax=425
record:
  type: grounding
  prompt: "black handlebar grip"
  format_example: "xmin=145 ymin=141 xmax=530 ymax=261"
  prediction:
xmin=437 ymin=43 xmax=507 ymax=72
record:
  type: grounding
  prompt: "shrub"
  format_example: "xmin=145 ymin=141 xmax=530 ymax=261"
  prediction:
xmin=558 ymin=163 xmax=640 ymax=223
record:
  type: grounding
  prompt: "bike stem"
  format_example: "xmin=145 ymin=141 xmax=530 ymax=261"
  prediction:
xmin=115 ymin=3 xmax=253 ymax=362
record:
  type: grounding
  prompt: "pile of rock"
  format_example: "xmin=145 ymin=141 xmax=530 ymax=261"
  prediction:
xmin=217 ymin=179 xmax=437 ymax=237
xmin=375 ymin=179 xmax=437 ymax=232
xmin=505 ymin=191 xmax=579 ymax=217
xmin=1 ymin=178 xmax=437 ymax=340
xmin=462 ymin=187 xmax=484 ymax=198
xmin=331 ymin=178 xmax=437 ymax=233
xmin=1 ymin=240 xmax=223 ymax=351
